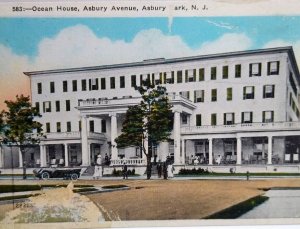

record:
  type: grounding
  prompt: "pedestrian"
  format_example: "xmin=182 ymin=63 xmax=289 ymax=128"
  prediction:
xmin=157 ymin=162 xmax=162 ymax=178
xmin=93 ymin=154 xmax=103 ymax=179
xmin=167 ymin=163 xmax=174 ymax=178
xmin=122 ymin=162 xmax=128 ymax=179
xmin=163 ymin=162 xmax=168 ymax=179
xmin=104 ymin=153 xmax=109 ymax=165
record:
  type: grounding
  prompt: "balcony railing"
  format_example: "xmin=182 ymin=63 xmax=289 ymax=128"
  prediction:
xmin=41 ymin=131 xmax=106 ymax=140
xmin=78 ymin=95 xmax=195 ymax=108
xmin=110 ymin=158 xmax=146 ymax=166
xmin=181 ymin=121 xmax=300 ymax=134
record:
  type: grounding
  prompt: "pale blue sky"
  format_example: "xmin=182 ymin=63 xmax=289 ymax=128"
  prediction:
xmin=0 ymin=17 xmax=300 ymax=57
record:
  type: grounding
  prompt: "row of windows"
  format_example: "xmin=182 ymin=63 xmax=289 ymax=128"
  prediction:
xmin=37 ymin=76 xmax=126 ymax=94
xmin=35 ymin=100 xmax=71 ymax=113
xmin=180 ymin=85 xmax=275 ymax=103
xmin=194 ymin=111 xmax=275 ymax=126
xmin=45 ymin=120 xmax=107 ymax=133
xmin=36 ymin=61 xmax=280 ymax=94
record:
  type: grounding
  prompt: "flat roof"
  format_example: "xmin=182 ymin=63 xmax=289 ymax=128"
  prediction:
xmin=24 ymin=46 xmax=300 ymax=80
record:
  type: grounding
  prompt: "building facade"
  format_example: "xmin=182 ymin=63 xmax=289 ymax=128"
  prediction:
xmin=1 ymin=46 xmax=300 ymax=173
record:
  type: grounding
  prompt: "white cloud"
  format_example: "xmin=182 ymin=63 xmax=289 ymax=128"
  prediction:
xmin=33 ymin=25 xmax=252 ymax=70
xmin=0 ymin=24 xmax=253 ymax=109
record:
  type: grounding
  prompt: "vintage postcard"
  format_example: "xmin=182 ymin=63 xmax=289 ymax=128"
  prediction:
xmin=1 ymin=0 xmax=300 ymax=228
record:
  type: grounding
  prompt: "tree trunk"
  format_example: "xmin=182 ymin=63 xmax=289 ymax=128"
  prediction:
xmin=20 ymin=147 xmax=27 ymax=180
xmin=146 ymin=146 xmax=152 ymax=180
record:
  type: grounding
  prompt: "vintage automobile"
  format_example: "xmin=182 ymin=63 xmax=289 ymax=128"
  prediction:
xmin=33 ymin=168 xmax=82 ymax=180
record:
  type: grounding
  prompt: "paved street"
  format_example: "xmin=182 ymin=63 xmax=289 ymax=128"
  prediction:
xmin=240 ymin=188 xmax=300 ymax=218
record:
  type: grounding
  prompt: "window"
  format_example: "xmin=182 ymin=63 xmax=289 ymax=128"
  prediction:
xmin=199 ymin=68 xmax=205 ymax=81
xmin=243 ymin=86 xmax=255 ymax=99
xmin=89 ymin=120 xmax=94 ymax=132
xmin=63 ymin=81 xmax=68 ymax=92
xmin=159 ymin=72 xmax=166 ymax=84
xmin=177 ymin=70 xmax=183 ymax=83
xmin=242 ymin=111 xmax=253 ymax=123
xmin=182 ymin=114 xmax=188 ymax=125
xmin=222 ymin=66 xmax=228 ymax=79
xmin=249 ymin=63 xmax=262 ymax=76
xmin=227 ymin=88 xmax=233 ymax=101
xmin=43 ymin=101 xmax=51 ymax=113
xmin=185 ymin=69 xmax=196 ymax=82
xmin=35 ymin=102 xmax=40 ymax=113
xmin=166 ymin=72 xmax=174 ymax=84
xmin=211 ymin=67 xmax=217 ymax=80
xmin=101 ymin=119 xmax=106 ymax=133
xmin=56 ymin=122 xmax=61 ymax=132
xmin=211 ymin=113 xmax=217 ymax=126
xmin=110 ymin=77 xmax=115 ymax=89
xmin=55 ymin=101 xmax=60 ymax=112
xmin=37 ymin=83 xmax=42 ymax=94
xmin=194 ymin=90 xmax=204 ymax=103
xmin=131 ymin=75 xmax=136 ymax=87
xmin=196 ymin=114 xmax=202 ymax=126
xmin=101 ymin=78 xmax=106 ymax=90
xmin=224 ymin=113 xmax=235 ymax=125
xmin=46 ymin=123 xmax=50 ymax=133
xmin=211 ymin=89 xmax=217 ymax=102
xmin=81 ymin=79 xmax=87 ymax=91
xmin=263 ymin=111 xmax=274 ymax=123
xmin=235 ymin=64 xmax=241 ymax=78
xmin=67 ymin=122 xmax=71 ymax=132
xmin=263 ymin=85 xmax=275 ymax=98
xmin=50 ymin=82 xmax=55 ymax=93
xmin=79 ymin=120 xmax=81 ymax=132
xmin=267 ymin=61 xmax=280 ymax=75
xmin=289 ymin=72 xmax=297 ymax=95
xmin=89 ymin=78 xmax=99 ymax=90
xmin=180 ymin=91 xmax=190 ymax=100
xmin=66 ymin=100 xmax=70 ymax=111
xmin=120 ymin=76 xmax=125 ymax=88
xmin=72 ymin=80 xmax=77 ymax=92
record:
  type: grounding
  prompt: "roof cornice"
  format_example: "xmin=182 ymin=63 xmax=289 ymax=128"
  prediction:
xmin=24 ymin=46 xmax=297 ymax=77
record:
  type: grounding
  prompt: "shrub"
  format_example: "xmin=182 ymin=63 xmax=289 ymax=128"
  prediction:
xmin=178 ymin=168 xmax=211 ymax=175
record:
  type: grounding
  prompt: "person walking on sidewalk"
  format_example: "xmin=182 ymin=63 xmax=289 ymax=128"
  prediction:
xmin=122 ymin=162 xmax=128 ymax=179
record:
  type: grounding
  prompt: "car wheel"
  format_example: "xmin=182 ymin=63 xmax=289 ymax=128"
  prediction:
xmin=41 ymin=171 xmax=50 ymax=180
xmin=70 ymin=173 xmax=78 ymax=180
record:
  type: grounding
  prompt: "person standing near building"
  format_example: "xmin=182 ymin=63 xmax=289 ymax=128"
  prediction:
xmin=163 ymin=161 xmax=168 ymax=179
xmin=157 ymin=161 xmax=162 ymax=178
xmin=122 ymin=162 xmax=128 ymax=179
xmin=93 ymin=154 xmax=103 ymax=179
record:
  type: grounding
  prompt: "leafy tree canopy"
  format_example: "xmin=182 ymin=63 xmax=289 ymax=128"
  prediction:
xmin=3 ymin=95 xmax=43 ymax=146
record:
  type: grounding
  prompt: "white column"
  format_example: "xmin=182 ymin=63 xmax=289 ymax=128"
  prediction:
xmin=208 ymin=138 xmax=213 ymax=165
xmin=173 ymin=110 xmax=181 ymax=164
xmin=181 ymin=139 xmax=185 ymax=164
xmin=81 ymin=115 xmax=89 ymax=166
xmin=18 ymin=148 xmax=23 ymax=168
xmin=236 ymin=137 xmax=242 ymax=165
xmin=0 ymin=146 xmax=4 ymax=168
xmin=110 ymin=113 xmax=118 ymax=160
xmin=64 ymin=143 xmax=69 ymax=167
xmin=268 ymin=136 xmax=273 ymax=165
xmin=40 ymin=144 xmax=47 ymax=167
xmin=159 ymin=142 xmax=169 ymax=162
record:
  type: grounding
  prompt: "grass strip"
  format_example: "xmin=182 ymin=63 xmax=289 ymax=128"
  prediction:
xmin=73 ymin=188 xmax=98 ymax=193
xmin=176 ymin=172 xmax=300 ymax=177
xmin=0 ymin=193 xmax=40 ymax=201
xmin=102 ymin=185 xmax=128 ymax=189
xmin=205 ymin=195 xmax=269 ymax=219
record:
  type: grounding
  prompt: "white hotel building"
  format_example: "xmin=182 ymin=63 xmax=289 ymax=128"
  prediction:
xmin=2 ymin=46 xmax=300 ymax=173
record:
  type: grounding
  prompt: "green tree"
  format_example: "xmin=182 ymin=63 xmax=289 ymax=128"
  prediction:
xmin=3 ymin=95 xmax=43 ymax=179
xmin=116 ymin=80 xmax=173 ymax=179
